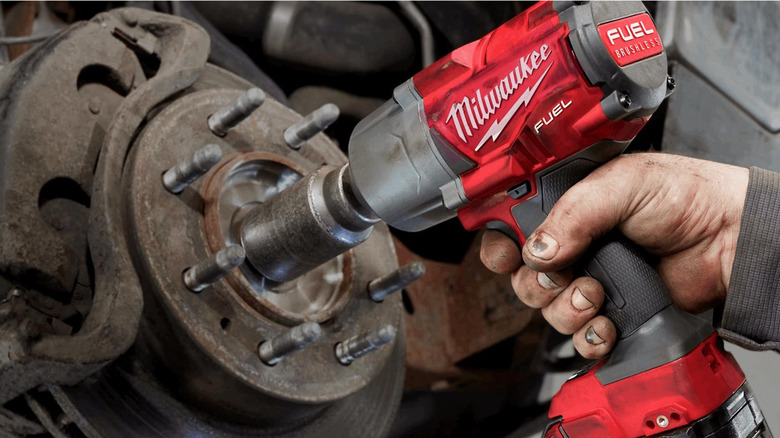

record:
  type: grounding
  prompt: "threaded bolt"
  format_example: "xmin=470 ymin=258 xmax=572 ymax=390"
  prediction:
xmin=284 ymin=103 xmax=340 ymax=149
xmin=258 ymin=322 xmax=322 ymax=366
xmin=335 ymin=324 xmax=396 ymax=365
xmin=162 ymin=144 xmax=222 ymax=194
xmin=368 ymin=262 xmax=426 ymax=302
xmin=667 ymin=75 xmax=676 ymax=90
xmin=208 ymin=88 xmax=266 ymax=136
xmin=183 ymin=245 xmax=246 ymax=292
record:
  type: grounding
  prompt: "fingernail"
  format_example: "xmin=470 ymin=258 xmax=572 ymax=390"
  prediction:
xmin=571 ymin=288 xmax=594 ymax=311
xmin=529 ymin=232 xmax=559 ymax=260
xmin=537 ymin=272 xmax=559 ymax=290
xmin=585 ymin=326 xmax=604 ymax=345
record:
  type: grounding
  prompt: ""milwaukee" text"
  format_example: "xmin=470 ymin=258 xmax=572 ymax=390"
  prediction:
xmin=446 ymin=44 xmax=552 ymax=146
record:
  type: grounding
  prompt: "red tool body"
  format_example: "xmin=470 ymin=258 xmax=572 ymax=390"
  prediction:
xmin=413 ymin=1 xmax=647 ymax=240
xmin=242 ymin=1 xmax=773 ymax=433
xmin=546 ymin=334 xmax=749 ymax=437
xmin=346 ymin=1 xmax=772 ymax=437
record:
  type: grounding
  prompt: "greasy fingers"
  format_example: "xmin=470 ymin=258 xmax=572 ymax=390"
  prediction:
xmin=541 ymin=277 xmax=604 ymax=335
xmin=480 ymin=230 xmax=522 ymax=274
xmin=522 ymin=157 xmax=640 ymax=273
xmin=510 ymin=265 xmax=572 ymax=308
xmin=572 ymin=316 xmax=617 ymax=359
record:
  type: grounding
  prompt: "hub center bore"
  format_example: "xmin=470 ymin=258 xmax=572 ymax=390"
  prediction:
xmin=201 ymin=152 xmax=353 ymax=324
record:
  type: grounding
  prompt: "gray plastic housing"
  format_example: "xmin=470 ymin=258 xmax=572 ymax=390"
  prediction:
xmin=351 ymin=1 xmax=671 ymax=234
xmin=348 ymin=80 xmax=474 ymax=232
xmin=555 ymin=1 xmax=669 ymax=120
xmin=595 ymin=306 xmax=712 ymax=384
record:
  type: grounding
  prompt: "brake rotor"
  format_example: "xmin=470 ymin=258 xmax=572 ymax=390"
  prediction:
xmin=0 ymin=7 xmax=405 ymax=437
xmin=123 ymin=83 xmax=403 ymax=410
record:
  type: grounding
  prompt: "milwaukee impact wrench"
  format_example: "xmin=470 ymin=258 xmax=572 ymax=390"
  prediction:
xmin=238 ymin=2 xmax=773 ymax=436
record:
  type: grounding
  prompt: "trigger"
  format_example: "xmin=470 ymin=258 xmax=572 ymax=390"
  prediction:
xmin=457 ymin=194 xmax=529 ymax=246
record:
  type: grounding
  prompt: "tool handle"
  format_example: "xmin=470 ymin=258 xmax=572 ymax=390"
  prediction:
xmin=512 ymin=154 xmax=672 ymax=338
xmin=583 ymin=233 xmax=672 ymax=338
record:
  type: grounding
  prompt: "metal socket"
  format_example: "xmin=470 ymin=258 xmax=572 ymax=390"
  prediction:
xmin=240 ymin=164 xmax=378 ymax=283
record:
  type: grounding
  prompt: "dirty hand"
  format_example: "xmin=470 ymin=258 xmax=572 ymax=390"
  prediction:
xmin=480 ymin=153 xmax=749 ymax=359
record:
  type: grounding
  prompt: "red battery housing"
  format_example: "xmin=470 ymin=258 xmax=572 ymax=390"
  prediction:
xmin=545 ymin=334 xmax=745 ymax=437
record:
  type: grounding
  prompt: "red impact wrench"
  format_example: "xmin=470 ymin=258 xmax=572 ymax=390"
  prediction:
xmin=239 ymin=2 xmax=774 ymax=436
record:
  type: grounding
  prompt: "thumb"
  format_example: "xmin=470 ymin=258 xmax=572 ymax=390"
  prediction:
xmin=522 ymin=156 xmax=644 ymax=272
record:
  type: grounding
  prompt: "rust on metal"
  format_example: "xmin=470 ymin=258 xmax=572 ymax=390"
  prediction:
xmin=125 ymin=83 xmax=404 ymax=422
xmin=397 ymin=231 xmax=537 ymax=390
xmin=0 ymin=7 xmax=407 ymax=437
xmin=0 ymin=7 xmax=210 ymax=403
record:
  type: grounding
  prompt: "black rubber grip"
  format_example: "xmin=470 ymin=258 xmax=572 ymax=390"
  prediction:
xmin=583 ymin=234 xmax=672 ymax=338
xmin=528 ymin=156 xmax=672 ymax=338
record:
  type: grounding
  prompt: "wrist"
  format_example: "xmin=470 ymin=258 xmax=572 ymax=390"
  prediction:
xmin=719 ymin=166 xmax=749 ymax=292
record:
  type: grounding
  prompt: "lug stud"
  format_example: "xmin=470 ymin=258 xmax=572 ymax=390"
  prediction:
xmin=208 ymin=88 xmax=266 ymax=136
xmin=259 ymin=322 xmax=322 ymax=366
xmin=335 ymin=324 xmax=396 ymax=365
xmin=284 ymin=103 xmax=340 ymax=149
xmin=368 ymin=262 xmax=425 ymax=302
xmin=162 ymin=144 xmax=222 ymax=194
xmin=183 ymin=245 xmax=245 ymax=292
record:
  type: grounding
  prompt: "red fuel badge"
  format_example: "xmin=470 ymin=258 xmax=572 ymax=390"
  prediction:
xmin=598 ymin=13 xmax=663 ymax=66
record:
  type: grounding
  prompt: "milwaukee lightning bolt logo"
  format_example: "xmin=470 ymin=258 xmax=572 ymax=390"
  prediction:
xmin=445 ymin=44 xmax=552 ymax=152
